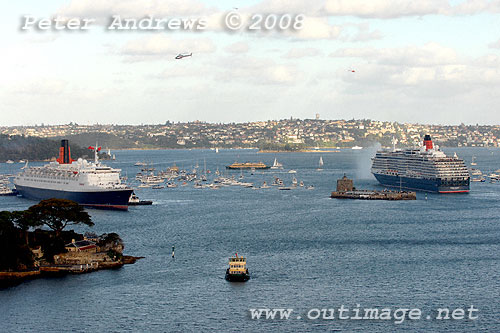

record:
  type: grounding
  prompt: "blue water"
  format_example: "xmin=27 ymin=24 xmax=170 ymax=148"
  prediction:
xmin=1 ymin=148 xmax=499 ymax=332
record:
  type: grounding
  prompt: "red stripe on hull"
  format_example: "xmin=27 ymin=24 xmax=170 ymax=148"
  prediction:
xmin=438 ymin=190 xmax=470 ymax=193
xmin=81 ymin=204 xmax=129 ymax=211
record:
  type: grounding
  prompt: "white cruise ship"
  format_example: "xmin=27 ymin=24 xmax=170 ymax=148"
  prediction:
xmin=14 ymin=140 xmax=133 ymax=210
xmin=371 ymin=135 xmax=470 ymax=193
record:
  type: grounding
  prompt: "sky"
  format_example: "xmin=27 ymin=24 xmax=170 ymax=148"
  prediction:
xmin=1 ymin=0 xmax=500 ymax=126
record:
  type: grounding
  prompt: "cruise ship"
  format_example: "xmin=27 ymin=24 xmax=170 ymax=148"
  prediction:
xmin=371 ymin=135 xmax=470 ymax=193
xmin=14 ymin=140 xmax=133 ymax=210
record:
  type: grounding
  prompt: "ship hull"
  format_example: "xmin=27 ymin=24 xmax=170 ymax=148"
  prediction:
xmin=225 ymin=269 xmax=250 ymax=282
xmin=373 ymin=174 xmax=469 ymax=193
xmin=15 ymin=185 xmax=133 ymax=210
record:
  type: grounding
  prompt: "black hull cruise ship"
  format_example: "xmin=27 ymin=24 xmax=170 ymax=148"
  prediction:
xmin=14 ymin=140 xmax=133 ymax=210
xmin=371 ymin=135 xmax=470 ymax=193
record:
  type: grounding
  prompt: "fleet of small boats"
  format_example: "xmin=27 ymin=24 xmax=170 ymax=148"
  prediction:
xmin=127 ymin=158 xmax=317 ymax=191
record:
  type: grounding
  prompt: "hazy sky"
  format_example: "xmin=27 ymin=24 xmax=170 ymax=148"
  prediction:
xmin=2 ymin=0 xmax=500 ymax=125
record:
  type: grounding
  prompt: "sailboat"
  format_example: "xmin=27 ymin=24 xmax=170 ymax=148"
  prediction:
xmin=317 ymin=156 xmax=324 ymax=171
xmin=471 ymin=156 xmax=477 ymax=166
xmin=270 ymin=157 xmax=283 ymax=169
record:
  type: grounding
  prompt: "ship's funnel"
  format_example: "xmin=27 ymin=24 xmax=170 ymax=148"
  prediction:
xmin=56 ymin=139 xmax=73 ymax=164
xmin=423 ymin=135 xmax=433 ymax=151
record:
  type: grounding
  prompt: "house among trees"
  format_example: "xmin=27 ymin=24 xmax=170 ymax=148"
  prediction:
xmin=65 ymin=239 xmax=97 ymax=253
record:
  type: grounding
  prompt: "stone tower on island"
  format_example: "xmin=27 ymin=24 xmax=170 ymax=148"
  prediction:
xmin=337 ymin=174 xmax=354 ymax=192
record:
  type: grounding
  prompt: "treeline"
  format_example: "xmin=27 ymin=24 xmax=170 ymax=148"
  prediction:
xmin=54 ymin=132 xmax=140 ymax=150
xmin=54 ymin=132 xmax=243 ymax=149
xmin=257 ymin=141 xmax=306 ymax=152
xmin=0 ymin=135 xmax=92 ymax=162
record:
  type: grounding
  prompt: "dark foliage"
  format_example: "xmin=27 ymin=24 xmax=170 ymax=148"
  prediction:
xmin=258 ymin=141 xmax=306 ymax=151
xmin=0 ymin=134 xmax=91 ymax=162
xmin=26 ymin=199 xmax=94 ymax=236
xmin=0 ymin=212 xmax=34 ymax=271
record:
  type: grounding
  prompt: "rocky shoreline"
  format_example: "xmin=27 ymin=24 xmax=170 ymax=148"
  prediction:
xmin=0 ymin=199 xmax=144 ymax=289
xmin=0 ymin=256 xmax=143 ymax=288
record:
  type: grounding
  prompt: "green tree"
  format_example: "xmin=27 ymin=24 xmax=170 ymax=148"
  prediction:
xmin=4 ymin=210 xmax=38 ymax=246
xmin=26 ymin=199 xmax=94 ymax=237
xmin=0 ymin=211 xmax=34 ymax=271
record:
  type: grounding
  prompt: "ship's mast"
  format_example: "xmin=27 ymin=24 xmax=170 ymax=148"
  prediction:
xmin=95 ymin=141 xmax=99 ymax=165
xmin=392 ymin=136 xmax=397 ymax=151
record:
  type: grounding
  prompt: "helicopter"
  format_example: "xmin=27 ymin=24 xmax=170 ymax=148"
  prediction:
xmin=175 ymin=53 xmax=192 ymax=60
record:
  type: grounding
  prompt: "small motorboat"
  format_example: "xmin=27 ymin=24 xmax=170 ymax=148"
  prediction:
xmin=0 ymin=187 xmax=18 ymax=196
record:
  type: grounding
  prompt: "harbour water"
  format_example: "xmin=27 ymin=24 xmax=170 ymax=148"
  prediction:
xmin=1 ymin=148 xmax=499 ymax=332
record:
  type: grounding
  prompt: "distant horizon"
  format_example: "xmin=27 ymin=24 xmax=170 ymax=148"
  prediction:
xmin=1 ymin=117 xmax=499 ymax=128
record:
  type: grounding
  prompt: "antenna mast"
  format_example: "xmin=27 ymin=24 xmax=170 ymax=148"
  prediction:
xmin=95 ymin=141 xmax=99 ymax=165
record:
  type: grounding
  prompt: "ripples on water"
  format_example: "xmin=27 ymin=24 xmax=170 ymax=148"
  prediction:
xmin=0 ymin=148 xmax=499 ymax=332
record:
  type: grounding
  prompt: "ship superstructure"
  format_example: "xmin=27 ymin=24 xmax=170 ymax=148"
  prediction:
xmin=14 ymin=140 xmax=133 ymax=210
xmin=371 ymin=135 xmax=470 ymax=193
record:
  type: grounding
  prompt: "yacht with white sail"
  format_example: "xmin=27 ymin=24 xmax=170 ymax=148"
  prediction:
xmin=270 ymin=158 xmax=283 ymax=169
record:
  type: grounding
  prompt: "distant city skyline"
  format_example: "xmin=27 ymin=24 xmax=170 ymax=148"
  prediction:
xmin=1 ymin=116 xmax=500 ymax=127
xmin=2 ymin=118 xmax=498 ymax=149
xmin=2 ymin=1 xmax=500 ymax=126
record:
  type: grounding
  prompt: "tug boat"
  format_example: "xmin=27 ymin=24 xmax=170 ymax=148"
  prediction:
xmin=225 ymin=254 xmax=250 ymax=282
xmin=128 ymin=192 xmax=152 ymax=205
